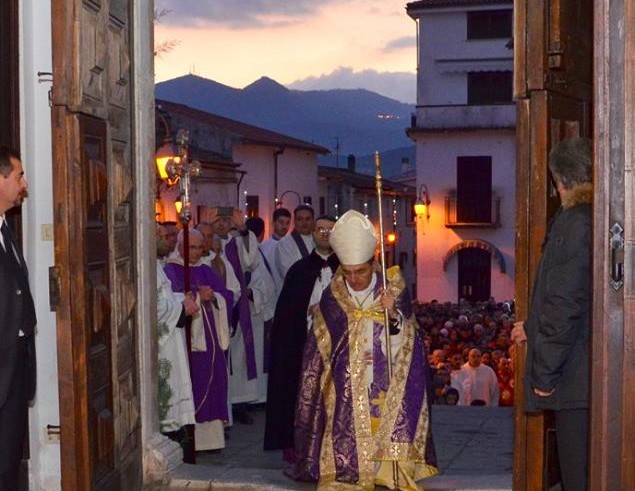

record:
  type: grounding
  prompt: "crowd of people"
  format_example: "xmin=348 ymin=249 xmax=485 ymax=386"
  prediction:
xmin=153 ymin=204 xmax=511 ymax=486
xmin=0 ymin=133 xmax=593 ymax=491
xmin=413 ymin=299 xmax=516 ymax=407
xmin=155 ymin=205 xmax=441 ymax=488
xmin=154 ymin=137 xmax=591 ymax=491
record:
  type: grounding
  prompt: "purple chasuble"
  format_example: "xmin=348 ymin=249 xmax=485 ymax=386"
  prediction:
xmin=164 ymin=262 xmax=233 ymax=423
xmin=290 ymin=272 xmax=437 ymax=485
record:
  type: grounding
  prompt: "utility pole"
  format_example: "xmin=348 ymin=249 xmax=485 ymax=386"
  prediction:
xmin=333 ymin=136 xmax=341 ymax=168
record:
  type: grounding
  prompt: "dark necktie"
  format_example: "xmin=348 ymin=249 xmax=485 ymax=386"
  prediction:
xmin=1 ymin=220 xmax=21 ymax=269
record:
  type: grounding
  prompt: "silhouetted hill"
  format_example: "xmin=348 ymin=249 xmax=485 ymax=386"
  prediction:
xmin=351 ymin=147 xmax=417 ymax=177
xmin=155 ymin=74 xmax=414 ymax=175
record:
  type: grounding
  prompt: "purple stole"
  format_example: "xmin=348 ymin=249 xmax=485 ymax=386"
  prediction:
xmin=225 ymin=236 xmax=258 ymax=380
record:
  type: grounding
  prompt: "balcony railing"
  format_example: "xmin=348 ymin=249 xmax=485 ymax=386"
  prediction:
xmin=444 ymin=194 xmax=501 ymax=228
xmin=411 ymin=104 xmax=516 ymax=131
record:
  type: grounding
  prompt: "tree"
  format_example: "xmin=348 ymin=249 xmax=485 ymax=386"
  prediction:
xmin=154 ymin=8 xmax=180 ymax=58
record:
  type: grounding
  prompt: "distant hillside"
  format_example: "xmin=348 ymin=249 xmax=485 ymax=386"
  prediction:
xmin=155 ymin=74 xmax=414 ymax=176
xmin=350 ymin=146 xmax=417 ymax=177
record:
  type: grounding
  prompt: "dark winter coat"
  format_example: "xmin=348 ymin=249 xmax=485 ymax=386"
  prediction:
xmin=524 ymin=183 xmax=592 ymax=412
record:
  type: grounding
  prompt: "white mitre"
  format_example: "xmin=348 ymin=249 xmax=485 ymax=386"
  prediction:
xmin=329 ymin=210 xmax=377 ymax=265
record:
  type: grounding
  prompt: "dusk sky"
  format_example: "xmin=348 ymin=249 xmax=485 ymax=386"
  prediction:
xmin=154 ymin=0 xmax=417 ymax=103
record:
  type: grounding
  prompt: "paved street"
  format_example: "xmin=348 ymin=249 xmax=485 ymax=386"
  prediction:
xmin=156 ymin=405 xmax=513 ymax=491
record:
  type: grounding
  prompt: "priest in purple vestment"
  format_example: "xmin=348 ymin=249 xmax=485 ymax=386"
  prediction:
xmin=164 ymin=229 xmax=233 ymax=451
xmin=289 ymin=210 xmax=438 ymax=490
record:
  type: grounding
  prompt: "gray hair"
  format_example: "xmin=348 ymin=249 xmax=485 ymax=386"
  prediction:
xmin=548 ymin=138 xmax=592 ymax=189
xmin=177 ymin=228 xmax=203 ymax=246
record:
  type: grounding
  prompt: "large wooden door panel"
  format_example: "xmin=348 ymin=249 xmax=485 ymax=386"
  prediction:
xmin=52 ymin=0 xmax=141 ymax=490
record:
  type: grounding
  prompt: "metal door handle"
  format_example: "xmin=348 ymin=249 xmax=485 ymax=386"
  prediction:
xmin=610 ymin=222 xmax=624 ymax=291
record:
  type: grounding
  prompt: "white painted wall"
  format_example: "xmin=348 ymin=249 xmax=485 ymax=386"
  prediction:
xmin=409 ymin=1 xmax=516 ymax=304
xmin=417 ymin=7 xmax=514 ymax=106
xmin=232 ymin=145 xmax=276 ymax=235
xmin=20 ymin=1 xmax=60 ymax=489
xmin=233 ymin=145 xmax=320 ymax=238
xmin=415 ymin=130 xmax=516 ymax=302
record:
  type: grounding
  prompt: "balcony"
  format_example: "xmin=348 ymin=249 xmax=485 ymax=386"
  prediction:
xmin=445 ymin=194 xmax=501 ymax=228
xmin=410 ymin=104 xmax=516 ymax=132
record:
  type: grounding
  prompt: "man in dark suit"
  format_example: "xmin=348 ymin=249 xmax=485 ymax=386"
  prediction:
xmin=0 ymin=146 xmax=36 ymax=490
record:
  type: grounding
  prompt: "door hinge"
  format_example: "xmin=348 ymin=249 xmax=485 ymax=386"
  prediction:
xmin=49 ymin=266 xmax=61 ymax=311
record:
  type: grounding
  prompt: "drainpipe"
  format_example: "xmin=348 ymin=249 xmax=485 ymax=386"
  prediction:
xmin=236 ymin=170 xmax=245 ymax=209
xmin=273 ymin=147 xmax=285 ymax=205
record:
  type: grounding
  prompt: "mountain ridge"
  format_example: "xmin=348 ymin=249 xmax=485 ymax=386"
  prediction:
xmin=155 ymin=74 xmax=415 ymax=176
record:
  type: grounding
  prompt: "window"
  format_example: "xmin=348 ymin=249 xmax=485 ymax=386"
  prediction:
xmin=467 ymin=71 xmax=513 ymax=105
xmin=456 ymin=156 xmax=491 ymax=223
xmin=467 ymin=10 xmax=513 ymax=40
xmin=458 ymin=248 xmax=491 ymax=302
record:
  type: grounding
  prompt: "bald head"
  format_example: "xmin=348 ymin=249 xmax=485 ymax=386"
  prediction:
xmin=468 ymin=348 xmax=482 ymax=368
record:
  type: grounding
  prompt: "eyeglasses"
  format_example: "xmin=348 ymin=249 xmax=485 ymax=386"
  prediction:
xmin=315 ymin=227 xmax=332 ymax=235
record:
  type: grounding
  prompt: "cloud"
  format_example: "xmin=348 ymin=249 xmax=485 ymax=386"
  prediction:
xmin=384 ymin=36 xmax=416 ymax=52
xmin=155 ymin=0 xmax=345 ymax=28
xmin=287 ymin=67 xmax=416 ymax=104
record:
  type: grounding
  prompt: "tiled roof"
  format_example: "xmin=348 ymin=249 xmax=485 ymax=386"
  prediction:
xmin=389 ymin=168 xmax=417 ymax=183
xmin=407 ymin=0 xmax=512 ymax=10
xmin=156 ymin=99 xmax=330 ymax=155
xmin=318 ymin=166 xmax=415 ymax=195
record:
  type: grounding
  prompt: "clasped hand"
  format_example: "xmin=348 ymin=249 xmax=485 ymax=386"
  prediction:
xmin=182 ymin=292 xmax=199 ymax=316
xmin=197 ymin=285 xmax=215 ymax=302
xmin=380 ymin=289 xmax=399 ymax=321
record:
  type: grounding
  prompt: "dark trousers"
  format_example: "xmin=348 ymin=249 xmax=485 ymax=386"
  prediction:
xmin=0 ymin=340 xmax=28 ymax=491
xmin=555 ymin=408 xmax=589 ymax=491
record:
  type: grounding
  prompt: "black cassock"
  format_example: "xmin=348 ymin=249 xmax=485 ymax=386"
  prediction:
xmin=263 ymin=250 xmax=339 ymax=450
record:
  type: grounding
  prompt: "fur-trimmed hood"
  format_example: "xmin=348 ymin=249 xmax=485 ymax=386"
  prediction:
xmin=561 ymin=182 xmax=593 ymax=210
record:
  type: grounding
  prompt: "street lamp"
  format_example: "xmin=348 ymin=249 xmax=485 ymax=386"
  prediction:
xmin=414 ymin=183 xmax=431 ymax=221
xmin=155 ymin=130 xmax=201 ymax=224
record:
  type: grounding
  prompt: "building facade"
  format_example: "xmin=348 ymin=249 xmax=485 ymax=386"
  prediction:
xmin=155 ymin=99 xmax=328 ymax=235
xmin=406 ymin=0 xmax=516 ymax=303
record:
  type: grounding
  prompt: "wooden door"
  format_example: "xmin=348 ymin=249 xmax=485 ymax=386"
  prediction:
xmin=458 ymin=248 xmax=491 ymax=302
xmin=51 ymin=1 xmax=142 ymax=490
xmin=513 ymin=0 xmax=592 ymax=489
xmin=591 ymin=1 xmax=635 ymax=489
